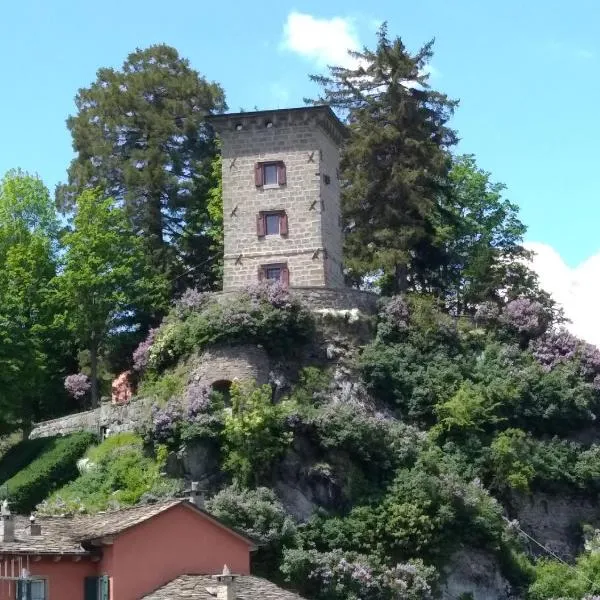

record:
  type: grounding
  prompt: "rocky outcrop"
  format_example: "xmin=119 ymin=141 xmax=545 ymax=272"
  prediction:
xmin=441 ymin=549 xmax=517 ymax=600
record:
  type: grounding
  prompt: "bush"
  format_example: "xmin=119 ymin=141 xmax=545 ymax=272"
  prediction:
xmin=144 ymin=285 xmax=313 ymax=372
xmin=38 ymin=433 xmax=179 ymax=514
xmin=1 ymin=432 xmax=96 ymax=512
xmin=0 ymin=437 xmax=54 ymax=484
xmin=281 ymin=548 xmax=437 ymax=600
xmin=206 ymin=485 xmax=296 ymax=579
xmin=222 ymin=381 xmax=294 ymax=486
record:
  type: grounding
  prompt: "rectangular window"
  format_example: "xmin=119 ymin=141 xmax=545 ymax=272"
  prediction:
xmin=255 ymin=161 xmax=286 ymax=187
xmin=259 ymin=264 xmax=289 ymax=287
xmin=16 ymin=580 xmax=46 ymax=600
xmin=257 ymin=211 xmax=288 ymax=237
xmin=84 ymin=575 xmax=110 ymax=600
xmin=263 ymin=164 xmax=278 ymax=186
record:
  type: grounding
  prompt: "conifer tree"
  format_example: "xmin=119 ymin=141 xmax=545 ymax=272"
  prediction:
xmin=311 ymin=24 xmax=458 ymax=292
xmin=58 ymin=44 xmax=226 ymax=291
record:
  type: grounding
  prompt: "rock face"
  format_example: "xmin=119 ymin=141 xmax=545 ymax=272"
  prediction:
xmin=441 ymin=549 xmax=517 ymax=600
xmin=509 ymin=491 xmax=600 ymax=559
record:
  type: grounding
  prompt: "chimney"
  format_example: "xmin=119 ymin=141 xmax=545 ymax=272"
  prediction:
xmin=29 ymin=514 xmax=41 ymax=536
xmin=0 ymin=500 xmax=14 ymax=543
xmin=215 ymin=565 xmax=236 ymax=600
xmin=188 ymin=481 xmax=204 ymax=509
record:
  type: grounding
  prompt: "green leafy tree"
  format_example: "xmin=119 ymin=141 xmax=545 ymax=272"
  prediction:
xmin=55 ymin=189 xmax=167 ymax=406
xmin=0 ymin=171 xmax=67 ymax=432
xmin=222 ymin=381 xmax=293 ymax=486
xmin=59 ymin=44 xmax=226 ymax=290
xmin=311 ymin=24 xmax=458 ymax=292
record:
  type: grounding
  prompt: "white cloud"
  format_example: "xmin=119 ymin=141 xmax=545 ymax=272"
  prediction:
xmin=525 ymin=242 xmax=600 ymax=347
xmin=281 ymin=11 xmax=360 ymax=68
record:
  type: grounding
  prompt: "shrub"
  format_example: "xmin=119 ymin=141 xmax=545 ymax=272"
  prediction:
xmin=222 ymin=381 xmax=294 ymax=486
xmin=145 ymin=285 xmax=313 ymax=372
xmin=38 ymin=433 xmax=179 ymax=514
xmin=132 ymin=328 xmax=158 ymax=372
xmin=1 ymin=432 xmax=96 ymax=512
xmin=0 ymin=437 xmax=53 ymax=484
xmin=281 ymin=548 xmax=437 ymax=600
xmin=64 ymin=373 xmax=91 ymax=400
xmin=499 ymin=298 xmax=550 ymax=343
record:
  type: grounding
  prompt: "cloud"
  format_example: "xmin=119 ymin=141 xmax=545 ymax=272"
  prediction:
xmin=525 ymin=242 xmax=600 ymax=347
xmin=281 ymin=11 xmax=361 ymax=68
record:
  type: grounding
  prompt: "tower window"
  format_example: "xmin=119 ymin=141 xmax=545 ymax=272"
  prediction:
xmin=259 ymin=263 xmax=290 ymax=286
xmin=257 ymin=211 xmax=288 ymax=237
xmin=255 ymin=161 xmax=287 ymax=187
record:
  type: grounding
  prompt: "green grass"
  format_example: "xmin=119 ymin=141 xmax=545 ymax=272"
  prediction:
xmin=0 ymin=436 xmax=56 ymax=485
xmin=38 ymin=433 xmax=180 ymax=515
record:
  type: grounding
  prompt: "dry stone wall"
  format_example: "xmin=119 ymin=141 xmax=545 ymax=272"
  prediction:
xmin=29 ymin=398 xmax=152 ymax=439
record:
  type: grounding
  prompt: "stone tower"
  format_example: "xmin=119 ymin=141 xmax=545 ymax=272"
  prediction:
xmin=209 ymin=106 xmax=346 ymax=291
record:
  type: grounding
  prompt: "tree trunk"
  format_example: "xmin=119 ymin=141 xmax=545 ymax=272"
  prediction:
xmin=90 ymin=339 xmax=99 ymax=408
xmin=394 ymin=262 xmax=409 ymax=294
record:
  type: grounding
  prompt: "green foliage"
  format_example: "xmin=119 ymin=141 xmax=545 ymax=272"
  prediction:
xmin=38 ymin=433 xmax=179 ymax=515
xmin=312 ymin=24 xmax=457 ymax=292
xmin=138 ymin=362 xmax=191 ymax=405
xmin=59 ymin=44 xmax=226 ymax=290
xmin=222 ymin=381 xmax=294 ymax=487
xmin=0 ymin=171 xmax=70 ymax=430
xmin=529 ymin=551 xmax=600 ymax=599
xmin=206 ymin=485 xmax=296 ymax=579
xmin=55 ymin=189 xmax=167 ymax=405
xmin=146 ymin=291 xmax=312 ymax=372
xmin=0 ymin=437 xmax=53 ymax=484
xmin=1 ymin=432 xmax=95 ymax=513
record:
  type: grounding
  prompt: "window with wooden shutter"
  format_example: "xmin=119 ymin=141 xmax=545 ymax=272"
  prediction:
xmin=281 ymin=265 xmax=290 ymax=287
xmin=254 ymin=162 xmax=264 ymax=187
xmin=256 ymin=213 xmax=266 ymax=237
xmin=99 ymin=575 xmax=110 ymax=600
xmin=277 ymin=162 xmax=287 ymax=185
xmin=280 ymin=212 xmax=288 ymax=236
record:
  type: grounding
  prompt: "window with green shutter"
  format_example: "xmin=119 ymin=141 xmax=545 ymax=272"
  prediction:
xmin=16 ymin=579 xmax=46 ymax=600
xmin=84 ymin=575 xmax=110 ymax=600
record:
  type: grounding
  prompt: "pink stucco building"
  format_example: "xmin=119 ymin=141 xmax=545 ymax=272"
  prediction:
xmin=0 ymin=498 xmax=303 ymax=600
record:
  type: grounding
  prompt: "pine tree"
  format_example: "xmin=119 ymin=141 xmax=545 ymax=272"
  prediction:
xmin=311 ymin=24 xmax=458 ymax=292
xmin=58 ymin=44 xmax=226 ymax=290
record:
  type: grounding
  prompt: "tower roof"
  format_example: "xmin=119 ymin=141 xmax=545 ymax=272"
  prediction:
xmin=207 ymin=105 xmax=347 ymax=145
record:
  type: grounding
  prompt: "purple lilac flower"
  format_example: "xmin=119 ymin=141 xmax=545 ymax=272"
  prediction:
xmin=531 ymin=329 xmax=580 ymax=371
xmin=500 ymin=298 xmax=550 ymax=339
xmin=64 ymin=373 xmax=91 ymax=400
xmin=150 ymin=399 xmax=183 ymax=443
xmin=173 ymin=288 xmax=209 ymax=317
xmin=132 ymin=328 xmax=157 ymax=372
xmin=245 ymin=281 xmax=292 ymax=309
xmin=184 ymin=381 xmax=211 ymax=419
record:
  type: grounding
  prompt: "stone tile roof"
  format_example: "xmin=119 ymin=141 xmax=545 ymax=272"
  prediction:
xmin=0 ymin=499 xmax=251 ymax=555
xmin=142 ymin=575 xmax=307 ymax=600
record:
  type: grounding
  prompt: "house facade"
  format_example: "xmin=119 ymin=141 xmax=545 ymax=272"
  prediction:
xmin=209 ymin=106 xmax=347 ymax=291
xmin=0 ymin=497 xmax=301 ymax=600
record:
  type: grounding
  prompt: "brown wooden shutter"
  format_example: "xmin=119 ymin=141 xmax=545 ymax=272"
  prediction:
xmin=257 ymin=213 xmax=266 ymax=237
xmin=280 ymin=212 xmax=288 ymax=236
xmin=254 ymin=162 xmax=264 ymax=187
xmin=278 ymin=161 xmax=287 ymax=185
xmin=281 ymin=265 xmax=290 ymax=287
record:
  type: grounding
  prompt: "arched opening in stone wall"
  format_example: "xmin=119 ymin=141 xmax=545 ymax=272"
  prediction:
xmin=211 ymin=379 xmax=233 ymax=404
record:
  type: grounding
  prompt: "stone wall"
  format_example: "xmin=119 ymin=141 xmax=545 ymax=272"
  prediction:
xmin=212 ymin=108 xmax=344 ymax=290
xmin=191 ymin=344 xmax=270 ymax=387
xmin=29 ymin=398 xmax=153 ymax=439
xmin=215 ymin=287 xmax=378 ymax=315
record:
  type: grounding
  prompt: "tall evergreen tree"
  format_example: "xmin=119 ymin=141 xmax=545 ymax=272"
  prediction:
xmin=58 ymin=44 xmax=226 ymax=291
xmin=311 ymin=24 xmax=458 ymax=292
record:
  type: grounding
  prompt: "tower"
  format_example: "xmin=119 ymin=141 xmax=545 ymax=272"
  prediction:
xmin=209 ymin=106 xmax=346 ymax=291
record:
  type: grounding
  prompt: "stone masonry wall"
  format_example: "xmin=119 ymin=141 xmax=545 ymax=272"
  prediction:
xmin=317 ymin=128 xmax=345 ymax=288
xmin=29 ymin=397 xmax=153 ymax=439
xmin=191 ymin=344 xmax=270 ymax=387
xmin=216 ymin=109 xmax=343 ymax=290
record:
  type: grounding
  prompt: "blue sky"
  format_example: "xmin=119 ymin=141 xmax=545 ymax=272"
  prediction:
xmin=0 ymin=1 xmax=598 ymax=275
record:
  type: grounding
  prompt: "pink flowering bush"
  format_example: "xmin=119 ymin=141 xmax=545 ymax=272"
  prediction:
xmin=64 ymin=373 xmax=91 ymax=400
